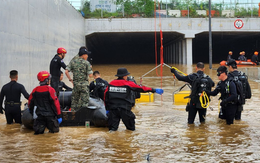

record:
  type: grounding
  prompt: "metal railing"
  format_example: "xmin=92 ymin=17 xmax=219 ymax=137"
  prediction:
xmin=80 ymin=0 xmax=260 ymax=19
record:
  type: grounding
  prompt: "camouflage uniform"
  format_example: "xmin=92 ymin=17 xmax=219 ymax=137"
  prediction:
xmin=66 ymin=56 xmax=92 ymax=111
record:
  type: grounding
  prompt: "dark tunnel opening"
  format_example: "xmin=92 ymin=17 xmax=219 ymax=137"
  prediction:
xmin=86 ymin=32 xmax=260 ymax=64
xmin=85 ymin=32 xmax=180 ymax=64
xmin=193 ymin=32 xmax=260 ymax=63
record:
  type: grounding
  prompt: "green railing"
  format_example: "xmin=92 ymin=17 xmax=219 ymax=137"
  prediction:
xmin=80 ymin=0 xmax=260 ymax=18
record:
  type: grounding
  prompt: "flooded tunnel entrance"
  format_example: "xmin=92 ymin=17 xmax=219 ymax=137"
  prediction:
xmin=85 ymin=32 xmax=182 ymax=64
xmin=193 ymin=32 xmax=260 ymax=64
xmin=85 ymin=32 xmax=260 ymax=65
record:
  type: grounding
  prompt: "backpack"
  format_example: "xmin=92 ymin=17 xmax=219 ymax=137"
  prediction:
xmin=91 ymin=81 xmax=108 ymax=99
xmin=229 ymin=71 xmax=251 ymax=105
xmin=238 ymin=72 xmax=251 ymax=99
xmin=190 ymin=73 xmax=212 ymax=106
xmin=127 ymin=76 xmax=141 ymax=106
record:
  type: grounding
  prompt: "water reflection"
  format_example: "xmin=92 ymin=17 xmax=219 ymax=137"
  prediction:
xmin=0 ymin=64 xmax=260 ymax=162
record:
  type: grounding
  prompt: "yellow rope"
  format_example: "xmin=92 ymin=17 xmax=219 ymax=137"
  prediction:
xmin=199 ymin=91 xmax=210 ymax=108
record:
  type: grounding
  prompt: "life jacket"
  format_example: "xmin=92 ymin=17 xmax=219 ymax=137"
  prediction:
xmin=219 ymin=79 xmax=241 ymax=105
xmin=218 ymin=80 xmax=230 ymax=101
xmin=189 ymin=73 xmax=212 ymax=107
xmin=105 ymin=84 xmax=133 ymax=110
xmin=229 ymin=71 xmax=251 ymax=105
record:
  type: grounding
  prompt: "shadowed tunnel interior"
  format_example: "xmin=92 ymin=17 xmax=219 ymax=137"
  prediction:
xmin=86 ymin=32 xmax=260 ymax=64
xmin=193 ymin=32 xmax=260 ymax=63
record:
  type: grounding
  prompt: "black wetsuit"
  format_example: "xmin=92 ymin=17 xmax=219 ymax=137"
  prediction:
xmin=251 ymin=55 xmax=259 ymax=65
xmin=0 ymin=81 xmax=29 ymax=124
xmin=228 ymin=70 xmax=251 ymax=120
xmin=50 ymin=54 xmax=66 ymax=96
xmin=208 ymin=79 xmax=237 ymax=125
xmin=58 ymin=81 xmax=72 ymax=91
xmin=173 ymin=70 xmax=215 ymax=124
xmin=89 ymin=78 xmax=108 ymax=100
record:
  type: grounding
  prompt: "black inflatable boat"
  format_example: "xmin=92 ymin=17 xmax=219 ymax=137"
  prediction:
xmin=22 ymin=91 xmax=108 ymax=129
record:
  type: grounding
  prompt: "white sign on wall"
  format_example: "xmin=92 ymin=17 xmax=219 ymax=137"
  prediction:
xmin=90 ymin=0 xmax=116 ymax=13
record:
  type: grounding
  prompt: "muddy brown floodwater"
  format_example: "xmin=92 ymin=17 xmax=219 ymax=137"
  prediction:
xmin=0 ymin=64 xmax=260 ymax=162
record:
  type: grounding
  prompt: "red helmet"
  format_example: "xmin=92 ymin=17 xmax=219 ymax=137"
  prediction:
xmin=37 ymin=71 xmax=51 ymax=82
xmin=57 ymin=47 xmax=67 ymax=54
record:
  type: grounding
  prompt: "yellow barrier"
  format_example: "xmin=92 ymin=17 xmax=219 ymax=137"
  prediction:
xmin=136 ymin=92 xmax=154 ymax=102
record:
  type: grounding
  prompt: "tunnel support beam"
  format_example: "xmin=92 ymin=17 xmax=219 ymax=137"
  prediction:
xmin=182 ymin=39 xmax=186 ymax=64
xmin=186 ymin=38 xmax=193 ymax=65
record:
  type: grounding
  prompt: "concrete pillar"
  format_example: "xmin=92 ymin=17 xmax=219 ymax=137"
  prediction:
xmin=186 ymin=38 xmax=193 ymax=65
xmin=170 ymin=44 xmax=173 ymax=64
xmin=182 ymin=39 xmax=186 ymax=64
xmin=178 ymin=40 xmax=182 ymax=64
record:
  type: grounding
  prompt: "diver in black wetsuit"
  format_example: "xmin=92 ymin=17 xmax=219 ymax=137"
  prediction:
xmin=0 ymin=70 xmax=29 ymax=124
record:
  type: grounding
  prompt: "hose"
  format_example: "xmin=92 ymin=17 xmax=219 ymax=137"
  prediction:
xmin=199 ymin=91 xmax=210 ymax=108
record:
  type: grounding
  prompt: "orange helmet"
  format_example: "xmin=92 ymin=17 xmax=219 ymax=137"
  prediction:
xmin=254 ymin=51 xmax=259 ymax=55
xmin=37 ymin=71 xmax=51 ymax=82
xmin=57 ymin=47 xmax=67 ymax=54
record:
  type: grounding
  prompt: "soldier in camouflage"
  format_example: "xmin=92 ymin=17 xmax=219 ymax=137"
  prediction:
xmin=65 ymin=47 xmax=93 ymax=111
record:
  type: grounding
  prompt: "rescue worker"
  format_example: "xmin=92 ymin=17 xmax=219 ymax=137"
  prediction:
xmin=238 ymin=51 xmax=247 ymax=61
xmin=59 ymin=71 xmax=72 ymax=91
xmin=104 ymin=68 xmax=164 ymax=131
xmin=0 ymin=70 xmax=29 ymax=124
xmin=50 ymin=47 xmax=67 ymax=97
xmin=65 ymin=46 xmax=93 ymax=111
xmin=89 ymin=71 xmax=108 ymax=100
xmin=206 ymin=66 xmax=237 ymax=125
xmin=227 ymin=59 xmax=251 ymax=120
xmin=251 ymin=51 xmax=259 ymax=65
xmin=170 ymin=62 xmax=215 ymax=124
xmin=227 ymin=51 xmax=233 ymax=62
xmin=28 ymin=71 xmax=62 ymax=134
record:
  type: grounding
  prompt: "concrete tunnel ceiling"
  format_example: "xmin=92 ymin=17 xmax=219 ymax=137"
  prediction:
xmin=86 ymin=32 xmax=260 ymax=64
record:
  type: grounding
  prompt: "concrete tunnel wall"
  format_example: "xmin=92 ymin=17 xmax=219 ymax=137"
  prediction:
xmin=0 ymin=0 xmax=85 ymax=94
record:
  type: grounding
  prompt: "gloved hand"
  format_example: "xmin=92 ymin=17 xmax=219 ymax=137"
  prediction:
xmin=0 ymin=107 xmax=4 ymax=114
xmin=220 ymin=100 xmax=227 ymax=107
xmin=170 ymin=68 xmax=176 ymax=73
xmin=58 ymin=117 xmax=62 ymax=124
xmin=155 ymin=89 xmax=164 ymax=95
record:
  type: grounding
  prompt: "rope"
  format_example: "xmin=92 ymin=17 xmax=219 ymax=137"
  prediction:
xmin=199 ymin=91 xmax=210 ymax=108
xmin=140 ymin=63 xmax=172 ymax=79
